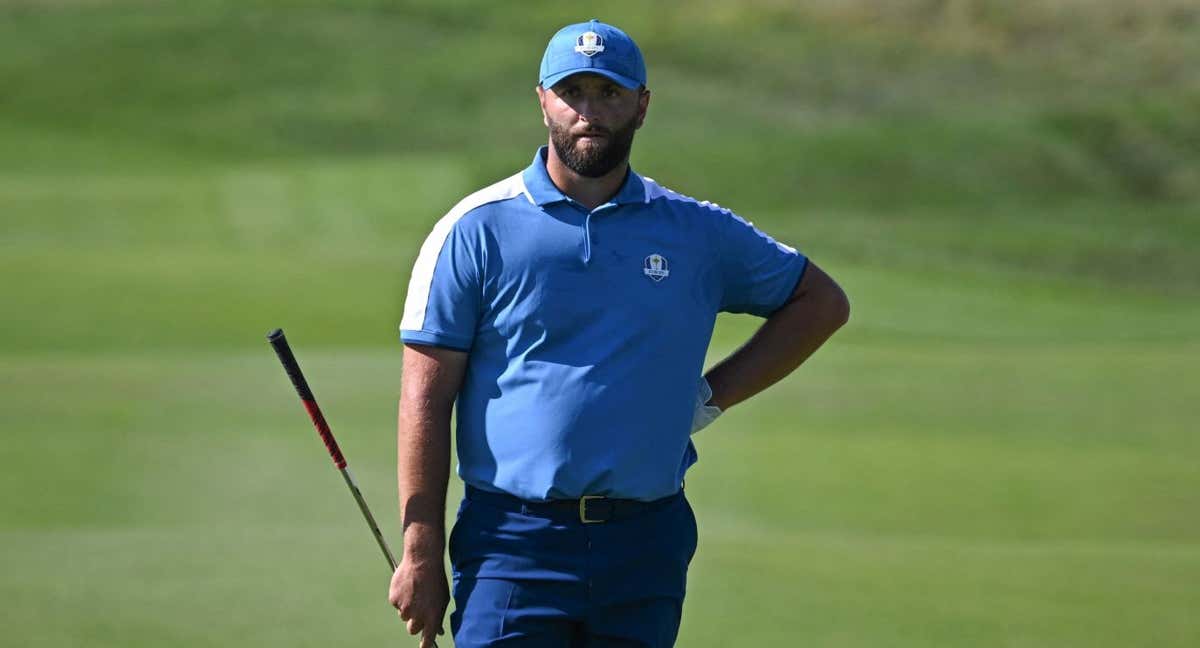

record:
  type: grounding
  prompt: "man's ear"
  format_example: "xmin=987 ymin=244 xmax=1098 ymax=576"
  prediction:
xmin=536 ymin=85 xmax=550 ymax=128
xmin=635 ymin=89 xmax=650 ymax=129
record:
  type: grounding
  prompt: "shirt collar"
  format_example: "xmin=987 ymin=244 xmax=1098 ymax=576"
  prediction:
xmin=522 ymin=145 xmax=646 ymax=207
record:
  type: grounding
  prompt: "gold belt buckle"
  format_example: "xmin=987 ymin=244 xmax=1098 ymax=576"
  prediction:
xmin=579 ymin=495 xmax=605 ymax=524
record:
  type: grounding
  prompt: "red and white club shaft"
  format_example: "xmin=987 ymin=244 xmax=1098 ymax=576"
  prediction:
xmin=267 ymin=328 xmax=398 ymax=572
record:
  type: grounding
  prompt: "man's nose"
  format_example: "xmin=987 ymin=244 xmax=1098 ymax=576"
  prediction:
xmin=572 ymin=97 xmax=601 ymax=121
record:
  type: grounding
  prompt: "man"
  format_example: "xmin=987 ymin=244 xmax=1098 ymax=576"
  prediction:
xmin=389 ymin=19 xmax=849 ymax=648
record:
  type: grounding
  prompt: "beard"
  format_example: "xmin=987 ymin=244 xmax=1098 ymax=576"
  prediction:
xmin=549 ymin=115 xmax=638 ymax=178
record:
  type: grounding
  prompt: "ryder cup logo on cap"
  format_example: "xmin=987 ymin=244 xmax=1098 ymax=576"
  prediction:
xmin=575 ymin=31 xmax=605 ymax=57
xmin=540 ymin=19 xmax=647 ymax=90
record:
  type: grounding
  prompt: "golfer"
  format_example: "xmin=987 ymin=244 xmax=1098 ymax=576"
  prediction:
xmin=390 ymin=19 xmax=849 ymax=648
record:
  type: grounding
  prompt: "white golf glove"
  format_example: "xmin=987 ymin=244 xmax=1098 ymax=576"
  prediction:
xmin=691 ymin=376 xmax=723 ymax=434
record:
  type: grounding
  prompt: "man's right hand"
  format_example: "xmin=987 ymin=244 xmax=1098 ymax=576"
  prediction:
xmin=388 ymin=551 xmax=449 ymax=648
xmin=394 ymin=343 xmax=465 ymax=646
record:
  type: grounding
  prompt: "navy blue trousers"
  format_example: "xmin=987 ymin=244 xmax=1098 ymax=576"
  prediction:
xmin=448 ymin=488 xmax=698 ymax=647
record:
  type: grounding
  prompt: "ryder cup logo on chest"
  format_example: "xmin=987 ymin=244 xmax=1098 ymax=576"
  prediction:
xmin=574 ymin=31 xmax=605 ymax=57
xmin=643 ymin=254 xmax=670 ymax=282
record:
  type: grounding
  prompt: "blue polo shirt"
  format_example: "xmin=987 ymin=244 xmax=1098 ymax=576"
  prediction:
xmin=400 ymin=147 xmax=808 ymax=501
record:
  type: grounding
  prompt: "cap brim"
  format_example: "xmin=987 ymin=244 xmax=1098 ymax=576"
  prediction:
xmin=541 ymin=68 xmax=642 ymax=90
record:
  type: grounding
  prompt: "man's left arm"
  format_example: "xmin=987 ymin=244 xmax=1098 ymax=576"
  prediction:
xmin=703 ymin=261 xmax=849 ymax=411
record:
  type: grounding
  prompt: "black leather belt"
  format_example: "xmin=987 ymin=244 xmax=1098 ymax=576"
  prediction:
xmin=465 ymin=485 xmax=682 ymax=524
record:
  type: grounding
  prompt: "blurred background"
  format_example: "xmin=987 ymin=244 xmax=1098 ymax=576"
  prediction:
xmin=2 ymin=1 xmax=1197 ymax=646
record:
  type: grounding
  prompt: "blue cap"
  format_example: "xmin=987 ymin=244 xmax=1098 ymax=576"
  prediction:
xmin=539 ymin=19 xmax=646 ymax=90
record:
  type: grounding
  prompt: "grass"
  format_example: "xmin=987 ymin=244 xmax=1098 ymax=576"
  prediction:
xmin=2 ymin=1 xmax=1198 ymax=646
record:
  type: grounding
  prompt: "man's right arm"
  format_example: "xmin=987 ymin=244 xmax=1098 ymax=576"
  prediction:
xmin=388 ymin=342 xmax=469 ymax=647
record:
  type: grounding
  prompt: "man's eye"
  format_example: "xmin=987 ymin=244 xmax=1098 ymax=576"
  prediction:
xmin=603 ymin=88 xmax=619 ymax=98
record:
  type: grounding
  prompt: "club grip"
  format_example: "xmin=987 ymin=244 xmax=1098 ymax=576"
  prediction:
xmin=267 ymin=328 xmax=347 ymax=469
xmin=267 ymin=328 xmax=314 ymax=400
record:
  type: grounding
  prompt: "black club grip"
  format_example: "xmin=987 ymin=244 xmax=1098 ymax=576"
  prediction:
xmin=267 ymin=329 xmax=315 ymax=401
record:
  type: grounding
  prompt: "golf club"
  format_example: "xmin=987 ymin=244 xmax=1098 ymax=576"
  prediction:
xmin=267 ymin=328 xmax=398 ymax=572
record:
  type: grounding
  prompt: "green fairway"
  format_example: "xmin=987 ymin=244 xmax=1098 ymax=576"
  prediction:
xmin=3 ymin=1 xmax=1198 ymax=646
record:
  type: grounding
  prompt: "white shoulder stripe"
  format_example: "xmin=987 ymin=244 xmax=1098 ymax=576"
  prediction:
xmin=641 ymin=176 xmax=734 ymax=215
xmin=400 ymin=173 xmax=528 ymax=332
xmin=641 ymin=176 xmax=797 ymax=254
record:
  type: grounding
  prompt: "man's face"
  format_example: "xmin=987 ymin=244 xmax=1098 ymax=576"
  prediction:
xmin=537 ymin=74 xmax=650 ymax=178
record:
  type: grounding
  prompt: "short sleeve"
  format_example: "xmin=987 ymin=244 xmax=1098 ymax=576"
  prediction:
xmin=399 ymin=217 xmax=482 ymax=351
xmin=717 ymin=212 xmax=808 ymax=317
